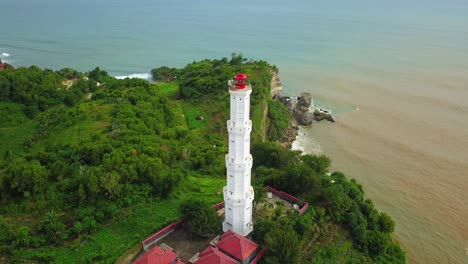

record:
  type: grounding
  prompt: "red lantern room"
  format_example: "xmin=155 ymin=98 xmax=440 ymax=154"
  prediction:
xmin=234 ymin=73 xmax=247 ymax=89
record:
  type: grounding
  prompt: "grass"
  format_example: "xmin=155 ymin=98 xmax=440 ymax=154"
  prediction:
xmin=158 ymin=82 xmax=179 ymax=100
xmin=30 ymin=102 xmax=113 ymax=152
xmin=0 ymin=102 xmax=38 ymax=158
xmin=10 ymin=175 xmax=225 ymax=263
xmin=183 ymin=104 xmax=206 ymax=130
xmin=1 ymin=62 xmax=273 ymax=263
xmin=11 ymin=200 xmax=181 ymax=263
xmin=251 ymin=101 xmax=266 ymax=141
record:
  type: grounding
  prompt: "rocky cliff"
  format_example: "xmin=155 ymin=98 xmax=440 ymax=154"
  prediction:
xmin=270 ymin=70 xmax=283 ymax=98
xmin=269 ymin=72 xmax=334 ymax=148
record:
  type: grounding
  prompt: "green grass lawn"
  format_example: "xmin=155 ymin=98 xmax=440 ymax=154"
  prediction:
xmin=158 ymin=82 xmax=179 ymax=99
xmin=183 ymin=104 xmax=207 ymax=130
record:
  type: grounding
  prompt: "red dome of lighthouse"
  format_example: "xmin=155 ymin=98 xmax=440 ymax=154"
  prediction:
xmin=233 ymin=73 xmax=247 ymax=89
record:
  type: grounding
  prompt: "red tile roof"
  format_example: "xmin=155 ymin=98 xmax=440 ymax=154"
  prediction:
xmin=217 ymin=230 xmax=259 ymax=261
xmin=196 ymin=246 xmax=238 ymax=264
xmin=133 ymin=246 xmax=180 ymax=264
xmin=0 ymin=63 xmax=7 ymax=69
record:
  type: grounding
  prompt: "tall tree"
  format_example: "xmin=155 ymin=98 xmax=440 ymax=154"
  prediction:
xmin=264 ymin=224 xmax=301 ymax=264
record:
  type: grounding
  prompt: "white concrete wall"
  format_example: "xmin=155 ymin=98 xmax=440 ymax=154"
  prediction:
xmin=223 ymin=85 xmax=254 ymax=236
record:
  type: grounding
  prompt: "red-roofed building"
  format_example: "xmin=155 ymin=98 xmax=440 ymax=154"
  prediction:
xmin=195 ymin=246 xmax=238 ymax=264
xmin=0 ymin=63 xmax=8 ymax=70
xmin=216 ymin=230 xmax=260 ymax=264
xmin=133 ymin=246 xmax=183 ymax=264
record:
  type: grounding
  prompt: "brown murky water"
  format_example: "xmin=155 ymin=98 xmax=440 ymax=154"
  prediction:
xmin=288 ymin=54 xmax=468 ymax=263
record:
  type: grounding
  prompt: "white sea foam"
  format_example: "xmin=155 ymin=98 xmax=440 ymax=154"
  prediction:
xmin=114 ymin=73 xmax=153 ymax=82
xmin=292 ymin=128 xmax=323 ymax=155
xmin=0 ymin=52 xmax=11 ymax=64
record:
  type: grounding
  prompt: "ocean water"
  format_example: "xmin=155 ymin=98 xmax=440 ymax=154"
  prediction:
xmin=1 ymin=0 xmax=468 ymax=263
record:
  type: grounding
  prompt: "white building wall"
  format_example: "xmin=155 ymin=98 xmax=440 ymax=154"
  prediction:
xmin=223 ymin=84 xmax=254 ymax=236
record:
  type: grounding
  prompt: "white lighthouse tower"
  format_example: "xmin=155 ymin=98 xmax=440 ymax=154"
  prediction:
xmin=223 ymin=73 xmax=254 ymax=236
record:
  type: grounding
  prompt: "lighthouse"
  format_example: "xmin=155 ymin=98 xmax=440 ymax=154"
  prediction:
xmin=223 ymin=73 xmax=254 ymax=236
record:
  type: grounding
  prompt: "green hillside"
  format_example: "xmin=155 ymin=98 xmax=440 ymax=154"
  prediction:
xmin=0 ymin=55 xmax=405 ymax=263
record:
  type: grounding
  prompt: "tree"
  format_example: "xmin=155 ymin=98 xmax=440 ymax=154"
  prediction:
xmin=367 ymin=231 xmax=390 ymax=257
xmin=251 ymin=218 xmax=274 ymax=244
xmin=151 ymin=66 xmax=178 ymax=81
xmin=267 ymin=100 xmax=290 ymax=141
xmin=5 ymin=158 xmax=48 ymax=197
xmin=40 ymin=210 xmax=65 ymax=245
xmin=229 ymin=53 xmax=246 ymax=66
xmin=252 ymin=141 xmax=299 ymax=169
xmin=379 ymin=212 xmax=395 ymax=233
xmin=301 ymin=154 xmax=331 ymax=175
xmin=264 ymin=224 xmax=301 ymax=264
xmin=280 ymin=164 xmax=320 ymax=197
xmin=378 ymin=242 xmax=406 ymax=264
xmin=14 ymin=226 xmax=32 ymax=247
xmin=179 ymin=199 xmax=220 ymax=237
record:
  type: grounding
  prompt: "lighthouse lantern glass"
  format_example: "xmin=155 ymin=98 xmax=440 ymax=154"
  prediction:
xmin=234 ymin=73 xmax=247 ymax=89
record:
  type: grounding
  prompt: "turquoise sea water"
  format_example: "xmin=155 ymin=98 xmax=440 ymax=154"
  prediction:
xmin=2 ymin=1 xmax=468 ymax=263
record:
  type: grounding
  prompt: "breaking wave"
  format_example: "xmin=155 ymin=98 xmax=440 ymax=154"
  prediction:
xmin=114 ymin=73 xmax=153 ymax=82
xmin=0 ymin=52 xmax=11 ymax=64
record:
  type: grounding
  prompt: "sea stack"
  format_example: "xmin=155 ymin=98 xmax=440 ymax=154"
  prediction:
xmin=223 ymin=73 xmax=254 ymax=236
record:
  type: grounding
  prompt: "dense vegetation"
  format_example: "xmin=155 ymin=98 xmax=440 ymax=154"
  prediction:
xmin=0 ymin=56 xmax=272 ymax=262
xmin=266 ymin=100 xmax=290 ymax=141
xmin=0 ymin=55 xmax=404 ymax=263
xmin=179 ymin=199 xmax=221 ymax=238
xmin=251 ymin=142 xmax=405 ymax=263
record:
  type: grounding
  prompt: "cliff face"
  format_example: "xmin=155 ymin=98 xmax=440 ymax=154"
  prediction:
xmin=267 ymin=70 xmax=336 ymax=147
xmin=270 ymin=70 xmax=283 ymax=98
xmin=268 ymin=71 xmax=299 ymax=148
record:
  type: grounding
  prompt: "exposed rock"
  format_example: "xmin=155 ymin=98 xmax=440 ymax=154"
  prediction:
xmin=297 ymin=93 xmax=312 ymax=112
xmin=269 ymin=71 xmax=334 ymax=149
xmin=270 ymin=70 xmax=283 ymax=98
xmin=293 ymin=110 xmax=314 ymax=126
xmin=313 ymin=109 xmax=335 ymax=122
xmin=278 ymin=118 xmax=298 ymax=149
xmin=278 ymin=96 xmax=296 ymax=110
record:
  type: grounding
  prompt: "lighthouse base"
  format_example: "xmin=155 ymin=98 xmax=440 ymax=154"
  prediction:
xmin=223 ymin=220 xmax=253 ymax=237
xmin=223 ymin=186 xmax=254 ymax=236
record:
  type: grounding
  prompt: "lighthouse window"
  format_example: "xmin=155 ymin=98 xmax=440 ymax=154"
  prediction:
xmin=228 ymin=207 xmax=232 ymax=211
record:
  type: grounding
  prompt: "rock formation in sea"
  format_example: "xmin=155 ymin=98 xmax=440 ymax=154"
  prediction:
xmin=270 ymin=72 xmax=334 ymax=148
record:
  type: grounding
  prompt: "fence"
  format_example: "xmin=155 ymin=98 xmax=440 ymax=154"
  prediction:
xmin=141 ymin=219 xmax=185 ymax=251
xmin=264 ymin=186 xmax=309 ymax=215
xmin=142 ymin=202 xmax=225 ymax=251
xmin=212 ymin=202 xmax=225 ymax=210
